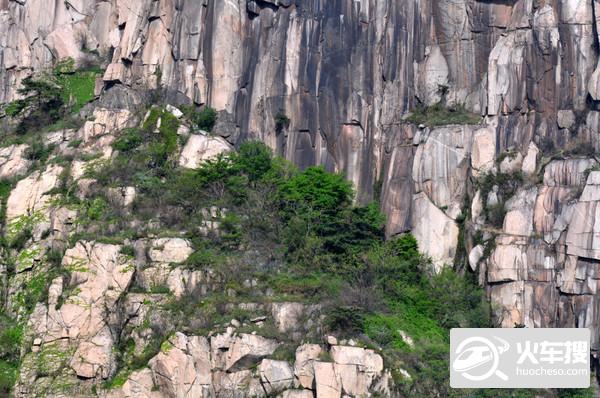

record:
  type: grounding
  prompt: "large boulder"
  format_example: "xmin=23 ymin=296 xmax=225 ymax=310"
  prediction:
xmin=149 ymin=333 xmax=211 ymax=397
xmin=314 ymin=362 xmax=342 ymax=398
xmin=0 ymin=144 xmax=31 ymax=179
xmin=105 ymin=368 xmax=161 ymax=398
xmin=219 ymin=333 xmax=279 ymax=372
xmin=259 ymin=359 xmax=294 ymax=393
xmin=81 ymin=108 xmax=131 ymax=143
xmin=270 ymin=302 xmax=319 ymax=335
xmin=294 ymin=344 xmax=322 ymax=389
xmin=6 ymin=164 xmax=63 ymax=222
xmin=179 ymin=134 xmax=232 ymax=169
xmin=329 ymin=346 xmax=384 ymax=396
xmin=148 ymin=238 xmax=194 ymax=264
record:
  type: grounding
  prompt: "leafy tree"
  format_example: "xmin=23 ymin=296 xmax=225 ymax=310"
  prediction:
xmin=325 ymin=306 xmax=365 ymax=335
xmin=6 ymin=57 xmax=99 ymax=133
xmin=233 ymin=141 xmax=273 ymax=182
xmin=181 ymin=105 xmax=218 ymax=132
xmin=319 ymin=203 xmax=385 ymax=256
xmin=367 ymin=234 xmax=425 ymax=296
xmin=279 ymin=166 xmax=352 ymax=219
xmin=113 ymin=128 xmax=143 ymax=152
xmin=13 ymin=76 xmax=64 ymax=133
xmin=429 ymin=268 xmax=490 ymax=328
xmin=277 ymin=166 xmax=387 ymax=276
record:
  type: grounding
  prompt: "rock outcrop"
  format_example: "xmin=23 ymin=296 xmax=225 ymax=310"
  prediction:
xmin=107 ymin=331 xmax=385 ymax=398
xmin=17 ymin=241 xmax=135 ymax=395
xmin=179 ymin=134 xmax=232 ymax=169
xmin=5 ymin=0 xmax=600 ymax=394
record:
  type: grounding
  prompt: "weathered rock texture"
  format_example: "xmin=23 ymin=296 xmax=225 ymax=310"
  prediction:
xmin=6 ymin=0 xmax=600 ymax=393
xmin=1 ymin=0 xmax=599 ymax=202
xmin=101 ymin=332 xmax=385 ymax=398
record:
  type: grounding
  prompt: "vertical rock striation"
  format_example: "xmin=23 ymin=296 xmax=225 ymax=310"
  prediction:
xmin=5 ymin=0 xmax=600 ymax=384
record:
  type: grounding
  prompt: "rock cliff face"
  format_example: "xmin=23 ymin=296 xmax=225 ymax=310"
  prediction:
xmin=0 ymin=103 xmax=398 ymax=397
xmin=4 ymin=0 xmax=600 ymax=395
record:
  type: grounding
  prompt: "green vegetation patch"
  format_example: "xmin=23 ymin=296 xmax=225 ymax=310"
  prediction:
xmin=3 ymin=57 xmax=100 ymax=135
xmin=57 ymin=124 xmax=493 ymax=396
xmin=56 ymin=71 xmax=98 ymax=113
xmin=0 ymin=316 xmax=22 ymax=394
xmin=180 ymin=105 xmax=217 ymax=132
xmin=476 ymin=171 xmax=523 ymax=228
xmin=406 ymin=102 xmax=481 ymax=127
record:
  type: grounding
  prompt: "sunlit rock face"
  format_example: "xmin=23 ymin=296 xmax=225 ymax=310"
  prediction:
xmin=5 ymin=0 xmax=600 ymax=389
xmin=1 ymin=0 xmax=597 ymax=201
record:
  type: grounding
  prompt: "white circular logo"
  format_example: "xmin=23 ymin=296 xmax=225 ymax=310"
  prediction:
xmin=453 ymin=336 xmax=509 ymax=381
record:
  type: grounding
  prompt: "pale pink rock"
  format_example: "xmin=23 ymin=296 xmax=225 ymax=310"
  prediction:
xmin=179 ymin=135 xmax=232 ymax=169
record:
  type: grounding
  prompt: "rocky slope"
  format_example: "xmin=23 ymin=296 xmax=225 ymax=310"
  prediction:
xmin=0 ymin=106 xmax=398 ymax=397
xmin=2 ymin=0 xmax=600 ymax=396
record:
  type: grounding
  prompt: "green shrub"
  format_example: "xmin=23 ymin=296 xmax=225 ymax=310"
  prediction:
xmin=104 ymin=369 xmax=131 ymax=389
xmin=119 ymin=245 xmax=135 ymax=258
xmin=68 ymin=139 xmax=83 ymax=148
xmin=219 ymin=213 xmax=242 ymax=248
xmin=149 ymin=285 xmax=171 ymax=294
xmin=196 ymin=107 xmax=218 ymax=131
xmin=184 ymin=249 xmax=224 ymax=270
xmin=275 ymin=112 xmax=290 ymax=133
xmin=194 ymin=154 xmax=235 ymax=186
xmin=0 ymin=360 xmax=19 ymax=394
xmin=4 ymin=101 xmax=26 ymax=117
xmin=277 ymin=166 xmax=387 ymax=277
xmin=21 ymin=273 xmax=51 ymax=312
xmin=8 ymin=58 xmax=100 ymax=134
xmin=269 ymin=273 xmax=342 ymax=299
xmin=270 ymin=343 xmax=297 ymax=362
xmin=141 ymin=107 xmax=180 ymax=169
xmin=182 ymin=106 xmax=217 ymax=131
xmin=85 ymin=197 xmax=107 ymax=221
xmin=0 ymin=317 xmax=22 ymax=361
xmin=318 ymin=351 xmax=333 ymax=362
xmin=406 ymin=102 xmax=481 ymax=127
xmin=279 ymin=166 xmax=352 ymax=218
xmin=25 ymin=139 xmax=54 ymax=163
xmin=368 ymin=234 xmax=426 ymax=296
xmin=429 ymin=268 xmax=490 ymax=329
xmin=158 ymin=112 xmax=179 ymax=156
xmin=320 ymin=203 xmax=385 ymax=258
xmin=113 ymin=128 xmax=143 ymax=152
xmin=13 ymin=76 xmax=64 ymax=134
xmin=233 ymin=141 xmax=273 ymax=182
xmin=325 ymin=306 xmax=365 ymax=335
xmin=0 ymin=180 xmax=14 ymax=226
xmin=556 ymin=387 xmax=597 ymax=398
xmin=0 ymin=315 xmax=23 ymax=394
